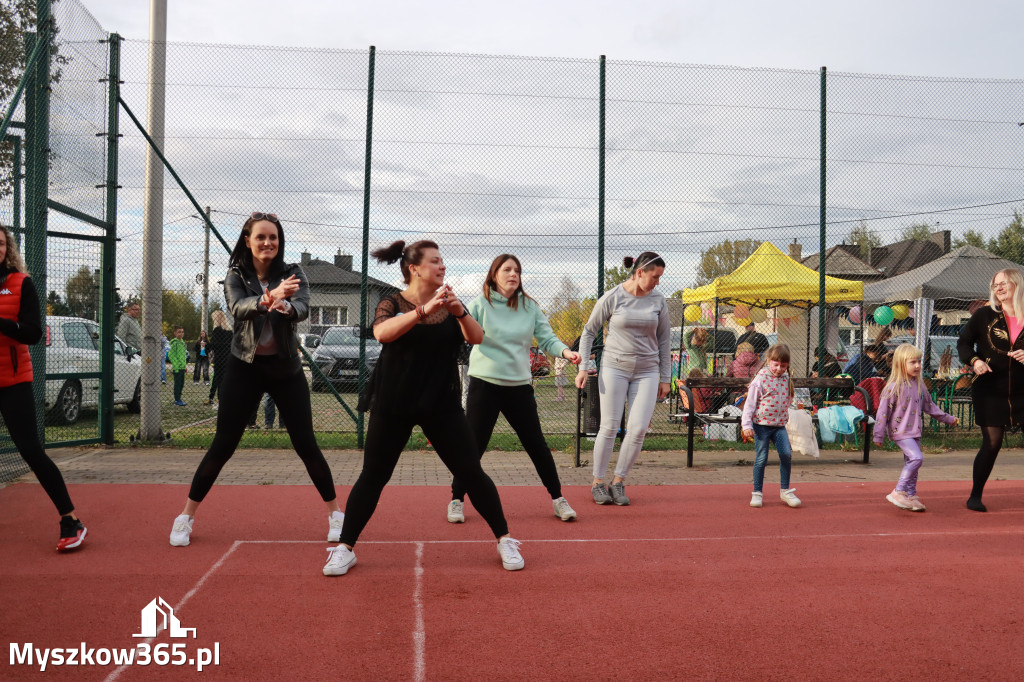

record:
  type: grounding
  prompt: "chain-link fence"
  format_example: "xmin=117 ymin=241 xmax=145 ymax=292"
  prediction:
xmin=2 ymin=0 xmax=1023 ymax=478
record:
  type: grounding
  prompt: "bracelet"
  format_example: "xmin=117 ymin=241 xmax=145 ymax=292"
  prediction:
xmin=455 ymin=306 xmax=469 ymax=319
xmin=416 ymin=305 xmax=426 ymax=320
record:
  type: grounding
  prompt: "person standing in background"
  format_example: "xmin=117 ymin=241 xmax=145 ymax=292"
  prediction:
xmin=169 ymin=325 xmax=188 ymax=406
xmin=736 ymin=321 xmax=769 ymax=357
xmin=116 ymin=301 xmax=142 ymax=351
xmin=205 ymin=309 xmax=232 ymax=406
xmin=193 ymin=329 xmax=210 ymax=385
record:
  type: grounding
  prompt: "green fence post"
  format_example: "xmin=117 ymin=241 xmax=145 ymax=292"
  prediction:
xmin=12 ymin=136 xmax=21 ymax=237
xmin=23 ymin=18 xmax=50 ymax=444
xmin=98 ymin=34 xmax=122 ymax=443
xmin=357 ymin=45 xmax=376 ymax=448
xmin=818 ymin=66 xmax=827 ymax=361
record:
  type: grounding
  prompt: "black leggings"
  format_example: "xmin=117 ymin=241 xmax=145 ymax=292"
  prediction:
xmin=187 ymin=354 xmax=336 ymax=503
xmin=452 ymin=377 xmax=562 ymax=501
xmin=208 ymin=360 xmax=227 ymax=401
xmin=341 ymin=403 xmax=509 ymax=546
xmin=970 ymin=425 xmax=1005 ymax=500
xmin=0 ymin=381 xmax=74 ymax=515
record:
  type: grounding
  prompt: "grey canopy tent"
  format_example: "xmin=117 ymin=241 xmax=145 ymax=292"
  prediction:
xmin=863 ymin=244 xmax=1016 ymax=359
xmin=863 ymin=245 xmax=1016 ymax=305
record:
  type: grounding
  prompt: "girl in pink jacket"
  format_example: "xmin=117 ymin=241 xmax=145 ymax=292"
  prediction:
xmin=875 ymin=344 xmax=958 ymax=512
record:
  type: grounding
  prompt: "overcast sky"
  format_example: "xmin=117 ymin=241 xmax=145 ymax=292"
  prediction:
xmin=81 ymin=0 xmax=1023 ymax=79
xmin=52 ymin=0 xmax=1021 ymax=310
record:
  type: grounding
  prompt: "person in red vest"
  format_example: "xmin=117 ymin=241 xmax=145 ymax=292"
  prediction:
xmin=0 ymin=225 xmax=86 ymax=551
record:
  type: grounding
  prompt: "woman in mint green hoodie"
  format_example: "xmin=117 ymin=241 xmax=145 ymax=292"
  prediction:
xmin=448 ymin=254 xmax=582 ymax=523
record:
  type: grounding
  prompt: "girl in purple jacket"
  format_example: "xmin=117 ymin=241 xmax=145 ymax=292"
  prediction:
xmin=875 ymin=344 xmax=958 ymax=512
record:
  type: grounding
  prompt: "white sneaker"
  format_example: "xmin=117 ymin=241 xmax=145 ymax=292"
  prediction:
xmin=497 ymin=536 xmax=524 ymax=571
xmin=327 ymin=510 xmax=345 ymax=542
xmin=781 ymin=488 xmax=802 ymax=508
xmin=169 ymin=514 xmax=193 ymax=546
xmin=323 ymin=545 xmax=357 ymax=576
xmin=750 ymin=492 xmax=763 ymax=508
xmin=552 ymin=497 xmax=577 ymax=521
xmin=447 ymin=499 xmax=465 ymax=524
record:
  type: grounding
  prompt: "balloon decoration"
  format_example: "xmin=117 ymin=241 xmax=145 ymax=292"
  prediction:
xmin=749 ymin=307 xmax=767 ymax=323
xmin=891 ymin=304 xmax=909 ymax=320
xmin=734 ymin=317 xmax=752 ymax=327
xmin=907 ymin=305 xmax=915 ymax=319
xmin=873 ymin=305 xmax=894 ymax=326
xmin=733 ymin=304 xmax=750 ymax=319
xmin=684 ymin=305 xmax=702 ymax=323
xmin=848 ymin=306 xmax=862 ymax=324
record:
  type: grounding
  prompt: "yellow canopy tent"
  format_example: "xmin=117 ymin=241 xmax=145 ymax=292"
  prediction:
xmin=679 ymin=242 xmax=864 ymax=375
xmin=682 ymin=242 xmax=863 ymax=308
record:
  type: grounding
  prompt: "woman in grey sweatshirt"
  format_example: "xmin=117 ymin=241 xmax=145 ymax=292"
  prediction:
xmin=575 ymin=252 xmax=671 ymax=506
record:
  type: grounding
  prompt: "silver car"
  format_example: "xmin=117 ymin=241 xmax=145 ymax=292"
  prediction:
xmin=310 ymin=326 xmax=381 ymax=392
xmin=44 ymin=316 xmax=142 ymax=424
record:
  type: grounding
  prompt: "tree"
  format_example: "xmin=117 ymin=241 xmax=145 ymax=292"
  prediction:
xmin=545 ymin=276 xmax=595 ymax=345
xmin=64 ymin=265 xmax=100 ymax=320
xmin=987 ymin=211 xmax=1024 ymax=265
xmin=901 ymin=222 xmax=934 ymax=242
xmin=953 ymin=229 xmax=986 ymax=249
xmin=46 ymin=289 xmax=71 ymax=316
xmin=694 ymin=238 xmax=759 ymax=287
xmin=1 ymin=0 xmax=65 ymax=200
xmin=604 ymin=264 xmax=631 ymax=289
xmin=848 ymin=222 xmax=882 ymax=260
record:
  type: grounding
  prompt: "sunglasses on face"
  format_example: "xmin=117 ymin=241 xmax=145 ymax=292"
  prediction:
xmin=250 ymin=212 xmax=279 ymax=223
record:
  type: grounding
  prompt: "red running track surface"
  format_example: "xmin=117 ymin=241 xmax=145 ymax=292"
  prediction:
xmin=1 ymin=481 xmax=1022 ymax=680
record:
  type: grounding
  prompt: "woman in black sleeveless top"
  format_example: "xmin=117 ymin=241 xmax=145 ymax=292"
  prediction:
xmin=323 ymin=239 xmax=524 ymax=575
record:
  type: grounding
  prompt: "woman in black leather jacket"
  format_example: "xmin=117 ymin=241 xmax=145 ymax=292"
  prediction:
xmin=958 ymin=267 xmax=1024 ymax=511
xmin=168 ymin=213 xmax=343 ymax=546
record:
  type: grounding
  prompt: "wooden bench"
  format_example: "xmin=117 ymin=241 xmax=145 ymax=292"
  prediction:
xmin=674 ymin=377 xmax=873 ymax=467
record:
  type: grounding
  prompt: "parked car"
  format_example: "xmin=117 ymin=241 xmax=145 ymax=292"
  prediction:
xmin=310 ymin=326 xmax=381 ymax=391
xmin=44 ymin=316 xmax=142 ymax=424
xmin=885 ymin=335 xmax=962 ymax=375
xmin=529 ymin=347 xmax=550 ymax=376
xmin=298 ymin=333 xmax=321 ymax=351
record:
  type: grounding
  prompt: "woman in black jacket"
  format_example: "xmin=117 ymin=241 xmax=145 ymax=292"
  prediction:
xmin=169 ymin=213 xmax=342 ymax=545
xmin=0 ymin=225 xmax=86 ymax=551
xmin=957 ymin=268 xmax=1024 ymax=511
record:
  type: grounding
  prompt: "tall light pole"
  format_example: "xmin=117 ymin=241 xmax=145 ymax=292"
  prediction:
xmin=139 ymin=0 xmax=167 ymax=440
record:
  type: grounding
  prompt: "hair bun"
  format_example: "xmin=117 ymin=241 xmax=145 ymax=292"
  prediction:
xmin=622 ymin=256 xmax=635 ymax=269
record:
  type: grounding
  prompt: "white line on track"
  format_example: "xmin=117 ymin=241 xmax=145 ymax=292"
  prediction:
xmin=246 ymin=529 xmax=1019 ymax=545
xmin=413 ymin=542 xmax=426 ymax=682
xmin=103 ymin=541 xmax=242 ymax=682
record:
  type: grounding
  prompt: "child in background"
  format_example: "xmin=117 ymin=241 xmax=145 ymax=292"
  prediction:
xmin=553 ymin=355 xmax=568 ymax=401
xmin=169 ymin=325 xmax=188 ymax=406
xmin=741 ymin=343 xmax=801 ymax=508
xmin=874 ymin=344 xmax=958 ymax=512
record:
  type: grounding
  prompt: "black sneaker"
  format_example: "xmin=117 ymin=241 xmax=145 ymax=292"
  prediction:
xmin=57 ymin=516 xmax=87 ymax=552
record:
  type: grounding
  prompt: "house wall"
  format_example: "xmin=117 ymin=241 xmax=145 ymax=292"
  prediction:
xmin=300 ymin=286 xmax=391 ymax=334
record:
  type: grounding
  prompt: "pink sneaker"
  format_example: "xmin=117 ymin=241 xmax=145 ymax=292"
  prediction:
xmin=908 ymin=495 xmax=927 ymax=512
xmin=886 ymin=489 xmax=913 ymax=510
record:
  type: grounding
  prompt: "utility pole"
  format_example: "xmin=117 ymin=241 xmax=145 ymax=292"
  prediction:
xmin=201 ymin=206 xmax=210 ymax=334
xmin=139 ymin=0 xmax=167 ymax=440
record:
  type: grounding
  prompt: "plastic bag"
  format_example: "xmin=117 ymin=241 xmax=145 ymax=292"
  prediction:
xmin=786 ymin=408 xmax=819 ymax=457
